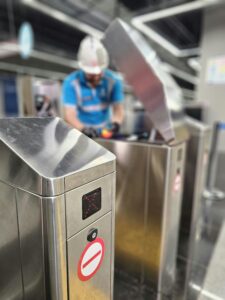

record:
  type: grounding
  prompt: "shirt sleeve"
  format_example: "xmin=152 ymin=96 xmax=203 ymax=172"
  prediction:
xmin=110 ymin=77 xmax=124 ymax=104
xmin=62 ymin=78 xmax=77 ymax=107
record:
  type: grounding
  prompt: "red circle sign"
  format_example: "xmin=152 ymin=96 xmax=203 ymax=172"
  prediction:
xmin=77 ymin=238 xmax=105 ymax=281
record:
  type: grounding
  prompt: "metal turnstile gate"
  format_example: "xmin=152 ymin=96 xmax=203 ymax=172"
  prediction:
xmin=178 ymin=118 xmax=211 ymax=299
xmin=0 ymin=117 xmax=115 ymax=300
xmin=98 ymin=139 xmax=186 ymax=298
xmin=179 ymin=118 xmax=210 ymax=255
xmin=101 ymin=18 xmax=188 ymax=298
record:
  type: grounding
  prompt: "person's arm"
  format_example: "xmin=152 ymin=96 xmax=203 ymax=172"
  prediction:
xmin=64 ymin=106 xmax=84 ymax=130
xmin=112 ymin=103 xmax=124 ymax=124
xmin=110 ymin=75 xmax=125 ymax=125
xmin=62 ymin=77 xmax=84 ymax=130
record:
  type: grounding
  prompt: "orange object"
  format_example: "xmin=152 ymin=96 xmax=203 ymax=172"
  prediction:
xmin=101 ymin=129 xmax=113 ymax=139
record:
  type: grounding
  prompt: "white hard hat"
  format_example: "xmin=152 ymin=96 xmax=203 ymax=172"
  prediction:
xmin=77 ymin=36 xmax=109 ymax=74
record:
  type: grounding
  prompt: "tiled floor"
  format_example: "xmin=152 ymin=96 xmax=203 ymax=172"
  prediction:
xmin=114 ymin=193 xmax=225 ymax=300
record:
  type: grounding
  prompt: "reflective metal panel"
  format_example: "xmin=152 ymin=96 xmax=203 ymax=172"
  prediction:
xmin=180 ymin=118 xmax=211 ymax=299
xmin=0 ymin=117 xmax=115 ymax=196
xmin=156 ymin=144 xmax=185 ymax=295
xmin=68 ymin=212 xmax=113 ymax=300
xmin=16 ymin=189 xmax=45 ymax=300
xmin=16 ymin=191 xmax=68 ymax=300
xmin=0 ymin=118 xmax=115 ymax=300
xmin=103 ymin=19 xmax=175 ymax=142
xmin=180 ymin=118 xmax=210 ymax=239
xmin=0 ymin=140 xmax=43 ymax=196
xmin=66 ymin=173 xmax=114 ymax=238
xmin=42 ymin=195 xmax=68 ymax=300
xmin=97 ymin=139 xmax=186 ymax=296
xmin=99 ymin=140 xmax=149 ymax=280
xmin=0 ymin=181 xmax=23 ymax=300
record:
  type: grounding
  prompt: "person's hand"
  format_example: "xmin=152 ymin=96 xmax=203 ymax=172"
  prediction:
xmin=82 ymin=127 xmax=98 ymax=138
xmin=100 ymin=122 xmax=120 ymax=139
xmin=111 ymin=122 xmax=120 ymax=134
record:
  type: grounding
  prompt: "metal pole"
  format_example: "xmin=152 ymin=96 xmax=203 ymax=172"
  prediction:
xmin=6 ymin=0 xmax=16 ymax=39
xmin=207 ymin=122 xmax=220 ymax=189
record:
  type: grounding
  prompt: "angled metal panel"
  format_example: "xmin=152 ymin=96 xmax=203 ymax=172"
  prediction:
xmin=0 ymin=117 xmax=115 ymax=196
xmin=103 ymin=19 xmax=175 ymax=142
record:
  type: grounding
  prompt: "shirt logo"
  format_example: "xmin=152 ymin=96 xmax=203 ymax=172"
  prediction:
xmin=83 ymin=95 xmax=93 ymax=101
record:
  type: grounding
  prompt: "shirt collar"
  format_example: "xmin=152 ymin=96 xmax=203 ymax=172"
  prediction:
xmin=79 ymin=70 xmax=86 ymax=85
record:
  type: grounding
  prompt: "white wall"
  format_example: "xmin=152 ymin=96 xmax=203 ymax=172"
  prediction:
xmin=197 ymin=5 xmax=225 ymax=151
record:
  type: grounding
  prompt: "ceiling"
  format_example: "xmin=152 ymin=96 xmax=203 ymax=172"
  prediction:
xmin=146 ymin=10 xmax=202 ymax=51
xmin=0 ymin=0 xmax=223 ymax=90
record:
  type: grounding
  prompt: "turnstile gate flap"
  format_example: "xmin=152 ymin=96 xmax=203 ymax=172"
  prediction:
xmin=103 ymin=19 xmax=175 ymax=143
xmin=0 ymin=117 xmax=115 ymax=196
xmin=172 ymin=117 xmax=210 ymax=145
xmin=185 ymin=117 xmax=211 ymax=135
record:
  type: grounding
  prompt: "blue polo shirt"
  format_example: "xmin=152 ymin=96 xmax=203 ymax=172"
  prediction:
xmin=62 ymin=69 xmax=124 ymax=128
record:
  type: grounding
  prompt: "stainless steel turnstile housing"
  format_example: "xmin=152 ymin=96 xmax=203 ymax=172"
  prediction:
xmin=98 ymin=139 xmax=186 ymax=298
xmin=101 ymin=19 xmax=187 ymax=298
xmin=0 ymin=117 xmax=115 ymax=300
xmin=178 ymin=118 xmax=211 ymax=299
xmin=179 ymin=118 xmax=210 ymax=254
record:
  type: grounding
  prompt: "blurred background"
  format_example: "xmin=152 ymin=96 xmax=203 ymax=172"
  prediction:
xmin=1 ymin=1 xmax=225 ymax=299
xmin=1 ymin=0 xmax=225 ymax=187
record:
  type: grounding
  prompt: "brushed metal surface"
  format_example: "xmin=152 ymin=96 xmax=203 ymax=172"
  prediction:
xmin=103 ymin=19 xmax=175 ymax=142
xmin=68 ymin=212 xmax=113 ymax=300
xmin=180 ymin=118 xmax=211 ymax=299
xmin=65 ymin=160 xmax=115 ymax=195
xmin=11 ymin=185 xmax=115 ymax=300
xmin=181 ymin=118 xmax=210 ymax=238
xmin=15 ymin=191 xmax=68 ymax=300
xmin=0 ymin=117 xmax=115 ymax=196
xmin=98 ymin=139 xmax=148 ymax=281
xmin=0 ymin=117 xmax=116 ymax=300
xmin=66 ymin=173 xmax=114 ymax=238
xmin=156 ymin=143 xmax=186 ymax=295
xmin=42 ymin=195 xmax=68 ymax=300
xmin=16 ymin=189 xmax=45 ymax=300
xmin=110 ymin=173 xmax=116 ymax=300
xmin=0 ymin=140 xmax=43 ymax=196
xmin=0 ymin=181 xmax=23 ymax=300
xmin=143 ymin=146 xmax=169 ymax=291
xmin=97 ymin=139 xmax=186 ymax=296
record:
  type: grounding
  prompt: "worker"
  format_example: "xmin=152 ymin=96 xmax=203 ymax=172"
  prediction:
xmin=62 ymin=36 xmax=124 ymax=137
xmin=35 ymin=94 xmax=56 ymax=117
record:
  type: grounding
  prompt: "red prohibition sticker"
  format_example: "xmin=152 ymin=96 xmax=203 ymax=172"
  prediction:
xmin=173 ymin=173 xmax=181 ymax=193
xmin=77 ymin=237 xmax=105 ymax=281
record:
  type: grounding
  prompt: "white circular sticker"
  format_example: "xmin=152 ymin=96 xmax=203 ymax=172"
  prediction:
xmin=77 ymin=238 xmax=105 ymax=281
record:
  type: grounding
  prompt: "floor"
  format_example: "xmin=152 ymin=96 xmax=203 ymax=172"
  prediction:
xmin=114 ymin=191 xmax=225 ymax=300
